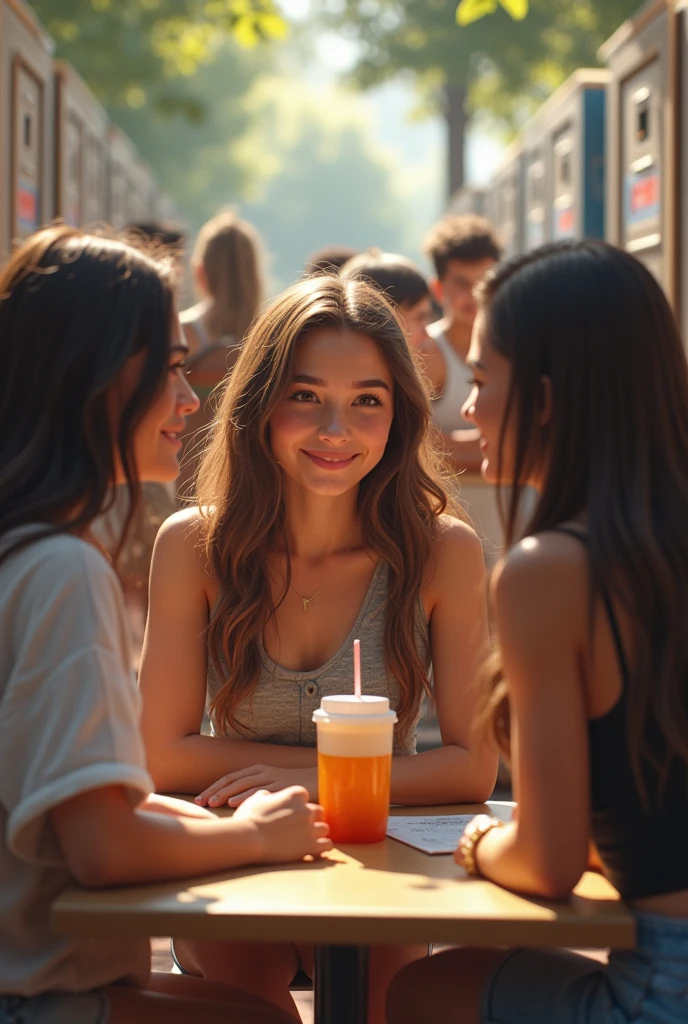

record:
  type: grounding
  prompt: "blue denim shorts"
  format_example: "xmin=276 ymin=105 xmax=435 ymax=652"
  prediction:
xmin=481 ymin=910 xmax=688 ymax=1024
xmin=0 ymin=991 xmax=109 ymax=1024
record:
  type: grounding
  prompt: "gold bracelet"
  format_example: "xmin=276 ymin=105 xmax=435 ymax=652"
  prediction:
xmin=458 ymin=816 xmax=506 ymax=877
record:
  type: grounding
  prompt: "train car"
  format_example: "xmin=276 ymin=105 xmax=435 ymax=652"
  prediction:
xmin=107 ymin=125 xmax=140 ymax=230
xmin=127 ymin=157 xmax=160 ymax=226
xmin=54 ymin=61 xmax=109 ymax=227
xmin=447 ymin=184 xmax=487 ymax=217
xmin=601 ymin=0 xmax=677 ymax=305
xmin=0 ymin=0 xmax=54 ymax=262
xmin=532 ymin=69 xmax=606 ymax=245
xmin=521 ymin=121 xmax=547 ymax=251
xmin=485 ymin=140 xmax=524 ymax=258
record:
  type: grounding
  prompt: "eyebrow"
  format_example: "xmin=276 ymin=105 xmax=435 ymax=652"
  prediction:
xmin=171 ymin=342 xmax=190 ymax=356
xmin=467 ymin=359 xmax=487 ymax=371
xmin=292 ymin=373 xmax=391 ymax=392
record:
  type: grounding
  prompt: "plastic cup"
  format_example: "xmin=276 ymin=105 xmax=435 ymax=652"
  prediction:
xmin=312 ymin=694 xmax=397 ymax=844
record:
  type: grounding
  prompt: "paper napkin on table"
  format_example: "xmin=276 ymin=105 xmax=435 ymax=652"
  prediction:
xmin=386 ymin=815 xmax=476 ymax=855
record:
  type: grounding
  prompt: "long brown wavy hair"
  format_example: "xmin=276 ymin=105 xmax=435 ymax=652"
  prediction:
xmin=197 ymin=274 xmax=452 ymax=742
xmin=478 ymin=240 xmax=688 ymax=803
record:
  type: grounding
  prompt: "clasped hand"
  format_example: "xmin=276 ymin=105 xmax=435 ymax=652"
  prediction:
xmin=196 ymin=765 xmax=318 ymax=808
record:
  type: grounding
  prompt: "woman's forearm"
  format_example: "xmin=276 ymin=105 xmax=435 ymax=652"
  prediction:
xmin=148 ymin=734 xmax=318 ymax=794
xmin=391 ymin=745 xmax=497 ymax=806
xmin=473 ymin=822 xmax=581 ymax=900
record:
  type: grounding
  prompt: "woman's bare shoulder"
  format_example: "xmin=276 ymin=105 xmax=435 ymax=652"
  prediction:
xmin=493 ymin=530 xmax=587 ymax=586
xmin=433 ymin=512 xmax=484 ymax=558
xmin=491 ymin=531 xmax=588 ymax=630
xmin=424 ymin=513 xmax=485 ymax=599
xmin=154 ymin=507 xmax=212 ymax=578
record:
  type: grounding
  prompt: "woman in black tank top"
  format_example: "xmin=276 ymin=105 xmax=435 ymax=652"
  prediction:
xmin=387 ymin=240 xmax=688 ymax=1024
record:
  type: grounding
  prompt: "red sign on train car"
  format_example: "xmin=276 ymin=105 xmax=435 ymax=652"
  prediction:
xmin=625 ymin=169 xmax=660 ymax=228
xmin=16 ymin=180 xmax=39 ymax=234
xmin=630 ymin=173 xmax=659 ymax=214
xmin=555 ymin=206 xmax=575 ymax=239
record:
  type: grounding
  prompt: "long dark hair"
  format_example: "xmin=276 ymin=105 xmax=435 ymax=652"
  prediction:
xmin=197 ymin=274 xmax=451 ymax=742
xmin=479 ymin=239 xmax=688 ymax=800
xmin=0 ymin=225 xmax=174 ymax=564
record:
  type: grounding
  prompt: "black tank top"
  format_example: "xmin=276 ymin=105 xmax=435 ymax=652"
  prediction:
xmin=551 ymin=526 xmax=688 ymax=900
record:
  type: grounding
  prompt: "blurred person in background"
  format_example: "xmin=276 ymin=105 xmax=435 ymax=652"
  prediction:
xmin=303 ymin=243 xmax=360 ymax=276
xmin=341 ymin=249 xmax=440 ymax=388
xmin=178 ymin=210 xmax=265 ymax=503
xmin=127 ymin=220 xmax=186 ymax=271
xmin=423 ymin=214 xmax=503 ymax=566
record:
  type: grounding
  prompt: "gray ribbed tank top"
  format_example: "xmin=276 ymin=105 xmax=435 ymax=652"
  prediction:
xmin=205 ymin=560 xmax=428 ymax=756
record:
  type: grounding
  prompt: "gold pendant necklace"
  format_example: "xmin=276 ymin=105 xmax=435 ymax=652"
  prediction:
xmin=289 ymin=542 xmax=354 ymax=612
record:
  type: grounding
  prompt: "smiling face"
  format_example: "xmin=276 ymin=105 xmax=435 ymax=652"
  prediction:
xmin=268 ymin=327 xmax=395 ymax=498
xmin=113 ymin=318 xmax=200 ymax=484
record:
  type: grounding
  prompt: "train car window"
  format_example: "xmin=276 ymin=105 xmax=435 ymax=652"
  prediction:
xmin=24 ymin=115 xmax=31 ymax=148
xmin=637 ymin=102 xmax=650 ymax=142
xmin=554 ymin=136 xmax=573 ymax=191
xmin=534 ymin=163 xmax=544 ymax=205
xmin=560 ymin=151 xmax=571 ymax=186
xmin=633 ymin=86 xmax=651 ymax=142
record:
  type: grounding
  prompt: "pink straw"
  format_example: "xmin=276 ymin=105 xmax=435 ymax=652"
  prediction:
xmin=353 ymin=638 xmax=362 ymax=698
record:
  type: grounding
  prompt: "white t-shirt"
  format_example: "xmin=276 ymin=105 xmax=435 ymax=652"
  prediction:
xmin=0 ymin=529 xmax=154 ymax=995
xmin=426 ymin=320 xmax=473 ymax=434
xmin=426 ymin=322 xmax=505 ymax=566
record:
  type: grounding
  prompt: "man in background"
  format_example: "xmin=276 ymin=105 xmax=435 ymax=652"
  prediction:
xmin=423 ymin=214 xmax=504 ymax=565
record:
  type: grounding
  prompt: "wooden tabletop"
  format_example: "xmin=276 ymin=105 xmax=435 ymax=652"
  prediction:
xmin=52 ymin=802 xmax=635 ymax=949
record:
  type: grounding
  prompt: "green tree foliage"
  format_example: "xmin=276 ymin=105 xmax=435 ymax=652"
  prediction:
xmin=29 ymin=0 xmax=285 ymax=117
xmin=323 ymin=0 xmax=642 ymax=128
xmin=235 ymin=77 xmax=423 ymax=290
xmin=457 ymin=0 xmax=528 ymax=26
xmin=111 ymin=42 xmax=272 ymax=223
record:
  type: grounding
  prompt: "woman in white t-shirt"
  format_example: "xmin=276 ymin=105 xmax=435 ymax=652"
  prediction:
xmin=0 ymin=226 xmax=331 ymax=1024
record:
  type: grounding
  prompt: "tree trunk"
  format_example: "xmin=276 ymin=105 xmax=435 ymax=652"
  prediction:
xmin=444 ymin=81 xmax=468 ymax=196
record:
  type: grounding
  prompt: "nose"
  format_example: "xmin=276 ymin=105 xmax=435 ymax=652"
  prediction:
xmin=317 ymin=400 xmax=349 ymax=444
xmin=461 ymin=391 xmax=476 ymax=423
xmin=178 ymin=372 xmax=200 ymax=417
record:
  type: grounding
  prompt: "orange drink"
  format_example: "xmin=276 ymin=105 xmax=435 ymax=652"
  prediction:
xmin=318 ymin=752 xmax=391 ymax=843
xmin=313 ymin=694 xmax=397 ymax=844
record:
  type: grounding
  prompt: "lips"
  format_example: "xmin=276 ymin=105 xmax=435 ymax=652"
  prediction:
xmin=162 ymin=426 xmax=184 ymax=450
xmin=479 ymin=438 xmax=488 ymax=452
xmin=301 ymin=449 xmax=360 ymax=470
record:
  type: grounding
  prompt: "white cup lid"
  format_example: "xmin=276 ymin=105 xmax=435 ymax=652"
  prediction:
xmin=317 ymin=694 xmax=394 ymax=717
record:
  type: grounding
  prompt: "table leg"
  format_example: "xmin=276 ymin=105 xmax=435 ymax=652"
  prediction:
xmin=314 ymin=944 xmax=369 ymax=1024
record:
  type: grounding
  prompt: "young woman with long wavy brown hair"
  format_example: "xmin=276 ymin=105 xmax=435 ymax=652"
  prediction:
xmin=387 ymin=240 xmax=688 ymax=1024
xmin=139 ymin=273 xmax=497 ymax=1021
